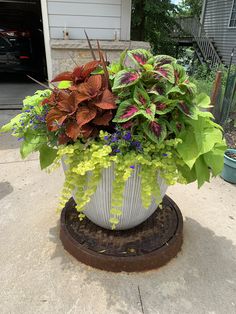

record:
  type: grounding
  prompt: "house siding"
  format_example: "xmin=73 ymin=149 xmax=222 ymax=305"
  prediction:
xmin=202 ymin=0 xmax=236 ymax=65
xmin=47 ymin=0 xmax=131 ymax=40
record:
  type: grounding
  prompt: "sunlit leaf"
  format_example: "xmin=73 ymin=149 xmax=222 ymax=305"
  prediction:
xmin=203 ymin=143 xmax=227 ymax=176
xmin=57 ymin=81 xmax=72 ymax=89
xmin=194 ymin=93 xmax=211 ymax=108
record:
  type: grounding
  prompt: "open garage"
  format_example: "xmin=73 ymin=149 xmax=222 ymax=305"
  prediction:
xmin=0 ymin=0 xmax=47 ymax=107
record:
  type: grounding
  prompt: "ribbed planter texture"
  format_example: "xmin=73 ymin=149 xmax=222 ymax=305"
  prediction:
xmin=221 ymin=149 xmax=236 ymax=184
xmin=62 ymin=162 xmax=167 ymax=230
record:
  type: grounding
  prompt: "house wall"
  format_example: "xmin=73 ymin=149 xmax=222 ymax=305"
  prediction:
xmin=47 ymin=0 xmax=131 ymax=41
xmin=41 ymin=0 xmax=149 ymax=79
xmin=202 ymin=0 xmax=236 ymax=65
xmin=50 ymin=40 xmax=150 ymax=78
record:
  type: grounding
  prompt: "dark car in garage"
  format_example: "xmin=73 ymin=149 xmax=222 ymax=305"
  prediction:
xmin=0 ymin=27 xmax=34 ymax=73
xmin=0 ymin=0 xmax=47 ymax=79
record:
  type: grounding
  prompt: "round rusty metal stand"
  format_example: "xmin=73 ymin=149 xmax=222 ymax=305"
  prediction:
xmin=60 ymin=195 xmax=183 ymax=272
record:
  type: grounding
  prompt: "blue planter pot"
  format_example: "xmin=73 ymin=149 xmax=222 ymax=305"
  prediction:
xmin=221 ymin=149 xmax=236 ymax=184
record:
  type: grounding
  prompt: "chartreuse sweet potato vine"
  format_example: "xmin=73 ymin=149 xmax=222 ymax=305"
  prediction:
xmin=0 ymin=48 xmax=227 ymax=229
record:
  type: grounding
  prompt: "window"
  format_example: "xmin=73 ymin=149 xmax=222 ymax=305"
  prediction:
xmin=229 ymin=0 xmax=236 ymax=27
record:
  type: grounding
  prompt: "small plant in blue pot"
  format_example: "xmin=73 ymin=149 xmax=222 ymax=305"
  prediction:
xmin=221 ymin=149 xmax=236 ymax=184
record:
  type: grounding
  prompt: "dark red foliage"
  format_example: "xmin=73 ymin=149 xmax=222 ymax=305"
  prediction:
xmin=43 ymin=60 xmax=117 ymax=143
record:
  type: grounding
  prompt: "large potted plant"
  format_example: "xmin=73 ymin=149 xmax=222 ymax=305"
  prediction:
xmin=1 ymin=48 xmax=226 ymax=231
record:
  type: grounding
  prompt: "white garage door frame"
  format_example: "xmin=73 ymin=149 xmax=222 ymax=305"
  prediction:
xmin=40 ymin=0 xmax=53 ymax=81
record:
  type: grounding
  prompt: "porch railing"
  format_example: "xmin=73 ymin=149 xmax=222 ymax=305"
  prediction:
xmin=175 ymin=17 xmax=222 ymax=68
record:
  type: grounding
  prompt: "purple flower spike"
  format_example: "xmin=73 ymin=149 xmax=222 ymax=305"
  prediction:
xmin=123 ymin=132 xmax=132 ymax=141
xmin=17 ymin=137 xmax=24 ymax=141
xmin=162 ymin=153 xmax=168 ymax=157
xmin=25 ymin=110 xmax=30 ymax=113
xmin=114 ymin=148 xmax=120 ymax=153
xmin=104 ymin=136 xmax=109 ymax=141
xmin=131 ymin=141 xmax=142 ymax=150
xmin=111 ymin=136 xmax=118 ymax=143
xmin=130 ymin=165 xmax=135 ymax=169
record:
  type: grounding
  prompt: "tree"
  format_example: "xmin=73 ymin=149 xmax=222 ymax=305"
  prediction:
xmin=178 ymin=0 xmax=203 ymax=17
xmin=131 ymin=0 xmax=178 ymax=56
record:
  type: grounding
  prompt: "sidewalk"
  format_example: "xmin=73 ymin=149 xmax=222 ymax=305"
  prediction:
xmin=0 ymin=111 xmax=236 ymax=314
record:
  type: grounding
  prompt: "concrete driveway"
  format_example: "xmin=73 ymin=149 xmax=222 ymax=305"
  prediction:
xmin=0 ymin=74 xmax=45 ymax=109
xmin=0 ymin=111 xmax=236 ymax=314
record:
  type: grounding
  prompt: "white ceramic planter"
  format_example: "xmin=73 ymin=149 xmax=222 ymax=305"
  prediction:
xmin=62 ymin=162 xmax=167 ymax=230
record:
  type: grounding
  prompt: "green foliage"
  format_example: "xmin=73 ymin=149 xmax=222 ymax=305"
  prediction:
xmin=110 ymin=49 xmax=226 ymax=193
xmin=131 ymin=0 xmax=178 ymax=55
xmin=178 ymin=0 xmax=203 ymax=17
xmin=1 ymin=48 xmax=226 ymax=229
xmin=0 ymin=90 xmax=58 ymax=169
xmin=111 ymin=49 xmax=204 ymax=144
xmin=177 ymin=111 xmax=227 ymax=187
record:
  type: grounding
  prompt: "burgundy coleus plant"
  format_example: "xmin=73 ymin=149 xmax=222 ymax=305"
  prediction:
xmin=42 ymin=61 xmax=117 ymax=144
xmin=51 ymin=60 xmax=101 ymax=85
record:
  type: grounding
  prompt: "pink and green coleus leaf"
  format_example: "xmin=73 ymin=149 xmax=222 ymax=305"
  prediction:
xmin=140 ymin=103 xmax=156 ymax=121
xmin=142 ymin=119 xmax=167 ymax=144
xmin=127 ymin=49 xmax=152 ymax=67
xmin=172 ymin=63 xmax=188 ymax=84
xmin=179 ymin=81 xmax=197 ymax=96
xmin=153 ymin=55 xmax=176 ymax=67
xmin=167 ymin=85 xmax=186 ymax=96
xmin=166 ymin=119 xmax=184 ymax=135
xmin=154 ymin=64 xmax=175 ymax=84
xmin=133 ymin=86 xmax=150 ymax=106
xmin=149 ymin=83 xmax=166 ymax=96
xmin=177 ymin=101 xmax=198 ymax=119
xmin=112 ymin=100 xmax=141 ymax=122
xmin=151 ymin=95 xmax=177 ymax=115
xmin=112 ymin=69 xmax=140 ymax=90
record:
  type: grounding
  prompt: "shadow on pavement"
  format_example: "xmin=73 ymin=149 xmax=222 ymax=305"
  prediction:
xmin=48 ymin=216 xmax=236 ymax=313
xmin=0 ymin=181 xmax=14 ymax=200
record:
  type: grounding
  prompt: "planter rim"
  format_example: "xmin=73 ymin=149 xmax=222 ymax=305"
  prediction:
xmin=224 ymin=149 xmax=236 ymax=163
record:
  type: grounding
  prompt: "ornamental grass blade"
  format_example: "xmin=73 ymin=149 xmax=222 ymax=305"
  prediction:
xmin=84 ymin=30 xmax=96 ymax=60
xmin=27 ymin=75 xmax=53 ymax=91
xmin=97 ymin=40 xmax=110 ymax=89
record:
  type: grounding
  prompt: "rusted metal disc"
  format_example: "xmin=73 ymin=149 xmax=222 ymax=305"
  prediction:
xmin=60 ymin=195 xmax=183 ymax=272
